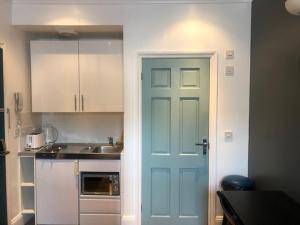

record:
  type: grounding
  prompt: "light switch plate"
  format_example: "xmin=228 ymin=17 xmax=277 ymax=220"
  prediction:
xmin=225 ymin=50 xmax=235 ymax=59
xmin=224 ymin=130 xmax=233 ymax=142
xmin=225 ymin=66 xmax=234 ymax=76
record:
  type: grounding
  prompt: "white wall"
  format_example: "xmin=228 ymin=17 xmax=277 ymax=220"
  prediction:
xmin=41 ymin=113 xmax=123 ymax=143
xmin=0 ymin=0 xmax=41 ymax=224
xmin=12 ymin=1 xmax=252 ymax=224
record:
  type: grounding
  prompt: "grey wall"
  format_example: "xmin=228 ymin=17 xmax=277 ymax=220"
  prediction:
xmin=249 ymin=0 xmax=300 ymax=202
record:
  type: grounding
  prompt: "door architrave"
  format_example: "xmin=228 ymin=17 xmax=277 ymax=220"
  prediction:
xmin=137 ymin=51 xmax=218 ymax=225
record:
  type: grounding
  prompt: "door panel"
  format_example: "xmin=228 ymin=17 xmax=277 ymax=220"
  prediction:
xmin=151 ymin=68 xmax=171 ymax=88
xmin=151 ymin=168 xmax=171 ymax=216
xmin=180 ymin=68 xmax=200 ymax=88
xmin=151 ymin=98 xmax=171 ymax=155
xmin=180 ymin=98 xmax=200 ymax=155
xmin=142 ymin=58 xmax=210 ymax=225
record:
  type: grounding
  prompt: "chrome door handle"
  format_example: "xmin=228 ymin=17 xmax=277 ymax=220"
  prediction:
xmin=74 ymin=95 xmax=77 ymax=112
xmin=74 ymin=160 xmax=79 ymax=176
xmin=195 ymin=139 xmax=209 ymax=155
xmin=81 ymin=95 xmax=84 ymax=112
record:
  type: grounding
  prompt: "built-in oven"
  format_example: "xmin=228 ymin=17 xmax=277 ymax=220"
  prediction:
xmin=81 ymin=172 xmax=120 ymax=196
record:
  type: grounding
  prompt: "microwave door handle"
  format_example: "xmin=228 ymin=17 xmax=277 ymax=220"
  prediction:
xmin=74 ymin=160 xmax=79 ymax=176
xmin=109 ymin=182 xmax=112 ymax=196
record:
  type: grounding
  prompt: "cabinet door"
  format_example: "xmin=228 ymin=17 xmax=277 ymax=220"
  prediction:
xmin=36 ymin=160 xmax=79 ymax=225
xmin=31 ymin=40 xmax=79 ymax=112
xmin=79 ymin=40 xmax=123 ymax=112
xmin=80 ymin=214 xmax=120 ymax=225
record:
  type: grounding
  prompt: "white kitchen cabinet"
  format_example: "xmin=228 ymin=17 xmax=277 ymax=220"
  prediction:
xmin=31 ymin=40 xmax=79 ymax=112
xmin=80 ymin=214 xmax=121 ymax=225
xmin=79 ymin=40 xmax=123 ymax=112
xmin=36 ymin=160 xmax=79 ymax=225
xmin=30 ymin=39 xmax=123 ymax=112
xmin=79 ymin=159 xmax=120 ymax=172
xmin=80 ymin=198 xmax=121 ymax=214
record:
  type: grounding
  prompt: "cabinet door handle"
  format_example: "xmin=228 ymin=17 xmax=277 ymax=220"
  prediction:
xmin=74 ymin=160 xmax=79 ymax=176
xmin=81 ymin=95 xmax=84 ymax=112
xmin=6 ymin=108 xmax=10 ymax=129
xmin=74 ymin=95 xmax=77 ymax=112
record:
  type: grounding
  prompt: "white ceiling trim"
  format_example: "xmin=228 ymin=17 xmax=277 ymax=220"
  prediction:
xmin=11 ymin=0 xmax=253 ymax=5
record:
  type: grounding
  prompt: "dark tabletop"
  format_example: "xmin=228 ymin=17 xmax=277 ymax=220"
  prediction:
xmin=222 ymin=191 xmax=300 ymax=225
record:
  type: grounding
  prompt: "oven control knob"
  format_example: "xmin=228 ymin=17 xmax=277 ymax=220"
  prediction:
xmin=113 ymin=176 xmax=118 ymax=182
xmin=113 ymin=185 xmax=118 ymax=192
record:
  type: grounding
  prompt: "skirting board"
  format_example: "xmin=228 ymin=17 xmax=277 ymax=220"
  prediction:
xmin=122 ymin=215 xmax=135 ymax=225
xmin=12 ymin=214 xmax=221 ymax=225
xmin=11 ymin=213 xmax=23 ymax=225
xmin=11 ymin=213 xmax=32 ymax=225
xmin=121 ymin=215 xmax=222 ymax=225
xmin=216 ymin=215 xmax=224 ymax=225
xmin=13 ymin=212 xmax=219 ymax=225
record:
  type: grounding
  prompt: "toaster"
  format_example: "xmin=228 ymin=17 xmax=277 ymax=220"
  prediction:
xmin=26 ymin=132 xmax=45 ymax=149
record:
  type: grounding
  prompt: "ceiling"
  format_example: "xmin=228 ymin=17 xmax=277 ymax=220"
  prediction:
xmin=11 ymin=0 xmax=252 ymax=4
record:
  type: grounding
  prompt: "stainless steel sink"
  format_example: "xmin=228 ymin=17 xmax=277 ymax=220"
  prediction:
xmin=80 ymin=146 xmax=98 ymax=153
xmin=92 ymin=145 xmax=122 ymax=154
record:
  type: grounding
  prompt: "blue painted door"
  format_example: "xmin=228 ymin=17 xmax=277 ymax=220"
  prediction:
xmin=142 ymin=58 xmax=210 ymax=225
xmin=0 ymin=48 xmax=8 ymax=225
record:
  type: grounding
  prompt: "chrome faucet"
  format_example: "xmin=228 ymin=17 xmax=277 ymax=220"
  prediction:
xmin=108 ymin=136 xmax=114 ymax=145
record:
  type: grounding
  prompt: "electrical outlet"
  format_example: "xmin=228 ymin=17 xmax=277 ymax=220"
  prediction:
xmin=225 ymin=50 xmax=235 ymax=59
xmin=225 ymin=66 xmax=234 ymax=76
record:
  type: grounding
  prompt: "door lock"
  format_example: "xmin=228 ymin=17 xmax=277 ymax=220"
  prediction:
xmin=195 ymin=139 xmax=209 ymax=155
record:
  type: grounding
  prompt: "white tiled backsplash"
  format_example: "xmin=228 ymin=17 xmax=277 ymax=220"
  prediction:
xmin=41 ymin=113 xmax=123 ymax=144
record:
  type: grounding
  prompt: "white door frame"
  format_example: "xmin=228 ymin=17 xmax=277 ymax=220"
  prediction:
xmin=136 ymin=51 xmax=218 ymax=225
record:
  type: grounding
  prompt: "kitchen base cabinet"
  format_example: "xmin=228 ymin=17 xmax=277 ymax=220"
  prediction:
xmin=80 ymin=214 xmax=121 ymax=225
xmin=80 ymin=198 xmax=120 ymax=214
xmin=36 ymin=160 xmax=79 ymax=225
xmin=79 ymin=160 xmax=121 ymax=225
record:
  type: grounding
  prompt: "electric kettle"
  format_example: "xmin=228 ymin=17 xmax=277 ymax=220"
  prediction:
xmin=42 ymin=124 xmax=59 ymax=144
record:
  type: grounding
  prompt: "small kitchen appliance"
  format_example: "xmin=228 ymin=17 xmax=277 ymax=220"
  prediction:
xmin=81 ymin=172 xmax=120 ymax=196
xmin=42 ymin=124 xmax=58 ymax=144
xmin=26 ymin=132 xmax=45 ymax=149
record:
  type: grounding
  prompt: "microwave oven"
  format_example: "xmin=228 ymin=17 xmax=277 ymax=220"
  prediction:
xmin=81 ymin=172 xmax=120 ymax=196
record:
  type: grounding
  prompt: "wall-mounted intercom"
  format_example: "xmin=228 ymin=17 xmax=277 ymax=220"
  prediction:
xmin=14 ymin=92 xmax=23 ymax=113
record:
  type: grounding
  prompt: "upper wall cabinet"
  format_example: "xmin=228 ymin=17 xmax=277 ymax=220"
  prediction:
xmin=30 ymin=39 xmax=123 ymax=112
xmin=31 ymin=40 xmax=79 ymax=112
xmin=79 ymin=40 xmax=123 ymax=112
